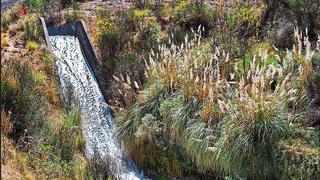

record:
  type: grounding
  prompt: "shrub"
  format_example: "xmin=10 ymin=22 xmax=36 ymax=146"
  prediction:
xmin=278 ymin=128 xmax=320 ymax=179
xmin=31 ymin=71 xmax=46 ymax=83
xmin=61 ymin=0 xmax=73 ymax=8
xmin=96 ymin=12 xmax=121 ymax=59
xmin=174 ymin=1 xmax=215 ymax=32
xmin=134 ymin=0 xmax=155 ymax=9
xmin=133 ymin=9 xmax=152 ymax=19
xmin=8 ymin=16 xmax=32 ymax=37
xmin=1 ymin=111 xmax=12 ymax=136
xmin=212 ymin=61 xmax=292 ymax=178
xmin=64 ymin=10 xmax=82 ymax=23
xmin=226 ymin=2 xmax=266 ymax=33
xmin=118 ymin=52 xmax=139 ymax=72
xmin=139 ymin=17 xmax=161 ymax=48
xmin=26 ymin=41 xmax=37 ymax=51
xmin=8 ymin=23 xmax=21 ymax=36
xmin=40 ymin=52 xmax=54 ymax=63
xmin=27 ymin=110 xmax=88 ymax=179
xmin=64 ymin=3 xmax=84 ymax=23
xmin=157 ymin=3 xmax=174 ymax=21
xmin=29 ymin=0 xmax=43 ymax=12
xmin=117 ymin=30 xmax=220 ymax=175
xmin=84 ymin=151 xmax=113 ymax=179
xmin=23 ymin=15 xmax=42 ymax=42
xmin=1 ymin=4 xmax=21 ymax=30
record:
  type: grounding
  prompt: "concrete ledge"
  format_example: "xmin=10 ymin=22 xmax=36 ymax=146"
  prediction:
xmin=39 ymin=17 xmax=53 ymax=53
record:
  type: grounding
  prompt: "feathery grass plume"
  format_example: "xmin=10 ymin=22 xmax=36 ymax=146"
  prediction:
xmin=118 ymin=28 xmax=223 ymax=175
xmin=211 ymin=28 xmax=320 ymax=178
xmin=212 ymin=59 xmax=292 ymax=178
xmin=118 ymin=25 xmax=320 ymax=177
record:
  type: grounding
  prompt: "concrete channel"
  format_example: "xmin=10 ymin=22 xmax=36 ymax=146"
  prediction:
xmin=40 ymin=17 xmax=106 ymax=99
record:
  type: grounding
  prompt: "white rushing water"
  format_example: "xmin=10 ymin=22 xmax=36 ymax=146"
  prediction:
xmin=50 ymin=35 xmax=141 ymax=180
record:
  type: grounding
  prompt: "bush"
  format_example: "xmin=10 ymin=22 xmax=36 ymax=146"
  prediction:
xmin=29 ymin=0 xmax=43 ymax=12
xmin=278 ymin=128 xmax=320 ymax=179
xmin=23 ymin=15 xmax=42 ymax=42
xmin=31 ymin=71 xmax=46 ymax=83
xmin=227 ymin=2 xmax=266 ymax=30
xmin=1 ymin=4 xmax=21 ymax=30
xmin=61 ymin=0 xmax=73 ymax=8
xmin=26 ymin=41 xmax=37 ymax=51
xmin=133 ymin=9 xmax=152 ymax=19
xmin=174 ymin=1 xmax=215 ymax=32
xmin=96 ymin=11 xmax=121 ymax=59
xmin=212 ymin=72 xmax=291 ymax=178
xmin=84 ymin=152 xmax=112 ymax=179
xmin=134 ymin=0 xmax=155 ymax=9
xmin=157 ymin=3 xmax=174 ymax=21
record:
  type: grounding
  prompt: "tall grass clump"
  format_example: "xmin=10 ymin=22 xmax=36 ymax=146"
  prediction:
xmin=117 ymin=26 xmax=320 ymax=178
xmin=55 ymin=111 xmax=84 ymax=162
xmin=212 ymin=57 xmax=292 ymax=178
xmin=1 ymin=62 xmax=46 ymax=141
xmin=117 ymin=28 xmax=226 ymax=176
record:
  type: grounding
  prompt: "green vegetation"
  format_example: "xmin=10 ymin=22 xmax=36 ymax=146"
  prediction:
xmin=117 ymin=27 xmax=320 ymax=179
xmin=2 ymin=0 xmax=320 ymax=179
xmin=1 ymin=3 xmax=109 ymax=179
xmin=1 ymin=4 xmax=21 ymax=30
xmin=114 ymin=1 xmax=320 ymax=179
xmin=227 ymin=2 xmax=266 ymax=29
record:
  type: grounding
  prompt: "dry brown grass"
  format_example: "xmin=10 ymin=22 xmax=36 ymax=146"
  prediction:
xmin=1 ymin=133 xmax=35 ymax=180
xmin=1 ymin=164 xmax=22 ymax=180
xmin=1 ymin=111 xmax=12 ymax=136
xmin=1 ymin=9 xmax=86 ymax=179
xmin=1 ymin=33 xmax=8 ymax=48
xmin=119 ymin=26 xmax=319 ymax=177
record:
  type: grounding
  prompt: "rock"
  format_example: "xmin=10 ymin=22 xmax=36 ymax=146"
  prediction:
xmin=274 ymin=19 xmax=295 ymax=49
xmin=304 ymin=107 xmax=320 ymax=127
xmin=313 ymin=12 xmax=320 ymax=35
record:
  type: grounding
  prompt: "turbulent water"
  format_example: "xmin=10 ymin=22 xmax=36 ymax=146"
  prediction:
xmin=49 ymin=35 xmax=141 ymax=179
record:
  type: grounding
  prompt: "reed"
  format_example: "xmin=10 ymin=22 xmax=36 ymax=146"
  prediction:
xmin=117 ymin=26 xmax=320 ymax=177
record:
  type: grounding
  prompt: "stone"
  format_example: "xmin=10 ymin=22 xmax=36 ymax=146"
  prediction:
xmin=313 ymin=12 xmax=320 ymax=35
xmin=274 ymin=19 xmax=295 ymax=49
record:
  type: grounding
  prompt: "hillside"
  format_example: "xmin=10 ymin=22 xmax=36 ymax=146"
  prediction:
xmin=1 ymin=0 xmax=320 ymax=179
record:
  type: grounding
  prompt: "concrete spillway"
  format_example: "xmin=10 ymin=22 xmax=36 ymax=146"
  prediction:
xmin=41 ymin=19 xmax=142 ymax=179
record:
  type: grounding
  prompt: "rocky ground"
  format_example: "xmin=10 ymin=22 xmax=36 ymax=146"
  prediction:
xmin=78 ymin=0 xmax=264 ymax=18
xmin=1 ymin=0 xmax=20 ymax=11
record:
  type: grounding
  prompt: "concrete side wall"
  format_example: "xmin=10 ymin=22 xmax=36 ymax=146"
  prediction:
xmin=39 ymin=17 xmax=53 ymax=53
xmin=40 ymin=18 xmax=106 ymax=99
xmin=74 ymin=21 xmax=100 ymax=73
xmin=74 ymin=20 xmax=107 ymax=94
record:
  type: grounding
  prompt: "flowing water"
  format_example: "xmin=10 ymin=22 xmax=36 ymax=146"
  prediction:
xmin=49 ymin=35 xmax=141 ymax=179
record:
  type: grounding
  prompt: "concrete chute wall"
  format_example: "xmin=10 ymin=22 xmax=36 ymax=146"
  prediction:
xmin=40 ymin=18 xmax=106 ymax=98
